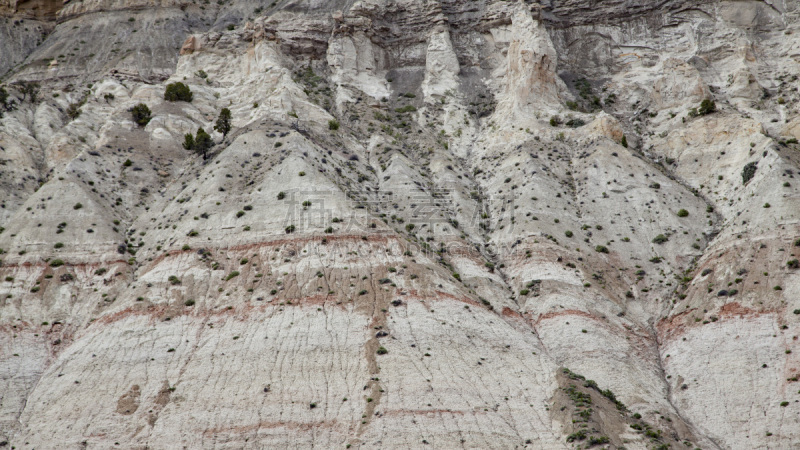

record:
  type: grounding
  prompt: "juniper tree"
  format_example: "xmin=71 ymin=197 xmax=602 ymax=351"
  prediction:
xmin=214 ymin=108 xmax=231 ymax=137
xmin=164 ymin=82 xmax=193 ymax=102
xmin=130 ymin=103 xmax=151 ymax=127
xmin=183 ymin=127 xmax=212 ymax=159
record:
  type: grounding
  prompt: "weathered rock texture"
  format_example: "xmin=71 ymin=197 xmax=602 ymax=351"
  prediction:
xmin=1 ymin=0 xmax=799 ymax=448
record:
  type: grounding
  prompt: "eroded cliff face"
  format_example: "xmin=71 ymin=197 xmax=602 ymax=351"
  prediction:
xmin=0 ymin=0 xmax=799 ymax=448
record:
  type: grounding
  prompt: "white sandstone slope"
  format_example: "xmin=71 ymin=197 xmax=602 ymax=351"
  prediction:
xmin=1 ymin=0 xmax=799 ymax=448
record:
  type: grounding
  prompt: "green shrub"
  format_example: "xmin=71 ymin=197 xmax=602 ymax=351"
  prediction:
xmin=73 ymin=203 xmax=83 ymax=210
xmin=185 ymin=299 xmax=195 ymax=306
xmin=183 ymin=127 xmax=212 ymax=159
xmin=214 ymin=107 xmax=232 ymax=137
xmin=677 ymin=209 xmax=689 ymax=217
xmin=566 ymin=430 xmax=586 ymax=442
xmin=0 ymin=86 xmax=9 ymax=110
xmin=652 ymin=234 xmax=668 ymax=244
xmin=742 ymin=162 xmax=758 ymax=185
xmin=66 ymin=102 xmax=81 ymax=120
xmin=130 ymin=103 xmax=151 ymax=127
xmin=788 ymin=259 xmax=799 ymax=269
xmin=645 ymin=430 xmax=661 ymax=439
xmin=588 ymin=436 xmax=609 ymax=446
xmin=376 ymin=346 xmax=388 ymax=355
xmin=595 ymin=245 xmax=609 ymax=253
xmin=565 ymin=230 xmax=573 ymax=238
xmin=277 ymin=191 xmax=286 ymax=200
xmin=50 ymin=259 xmax=64 ymax=267
xmin=225 ymin=271 xmax=240 ymax=281
xmin=620 ymin=134 xmax=628 ymax=148
xmin=164 ymin=82 xmax=193 ymax=102
xmin=394 ymin=105 xmax=417 ymax=113
xmin=698 ymin=98 xmax=716 ymax=115
xmin=19 ymin=81 xmax=39 ymax=103
xmin=328 ymin=119 xmax=340 ymax=130
xmin=565 ymin=118 xmax=585 ymax=128
xmin=285 ymin=225 xmax=296 ymax=233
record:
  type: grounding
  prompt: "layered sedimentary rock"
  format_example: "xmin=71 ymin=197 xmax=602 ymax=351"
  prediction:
xmin=1 ymin=0 xmax=799 ymax=448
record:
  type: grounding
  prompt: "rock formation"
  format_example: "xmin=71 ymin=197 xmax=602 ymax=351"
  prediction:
xmin=1 ymin=0 xmax=799 ymax=448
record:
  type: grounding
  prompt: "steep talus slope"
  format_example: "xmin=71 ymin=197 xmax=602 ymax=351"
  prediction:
xmin=1 ymin=0 xmax=799 ymax=448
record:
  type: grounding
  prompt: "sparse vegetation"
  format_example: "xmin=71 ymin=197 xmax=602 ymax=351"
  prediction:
xmin=66 ymin=101 xmax=82 ymax=120
xmin=130 ymin=103 xmax=151 ymax=127
xmin=214 ymin=108 xmax=232 ymax=137
xmin=742 ymin=162 xmax=758 ymax=185
xmin=652 ymin=234 xmax=668 ymax=244
xmin=689 ymin=98 xmax=716 ymax=117
xmin=164 ymin=82 xmax=193 ymax=102
xmin=698 ymin=98 xmax=716 ymax=115
xmin=183 ymin=127 xmax=213 ymax=159
xmin=19 ymin=81 xmax=39 ymax=103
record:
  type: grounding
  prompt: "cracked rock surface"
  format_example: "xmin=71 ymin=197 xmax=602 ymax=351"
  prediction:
xmin=1 ymin=0 xmax=799 ymax=448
